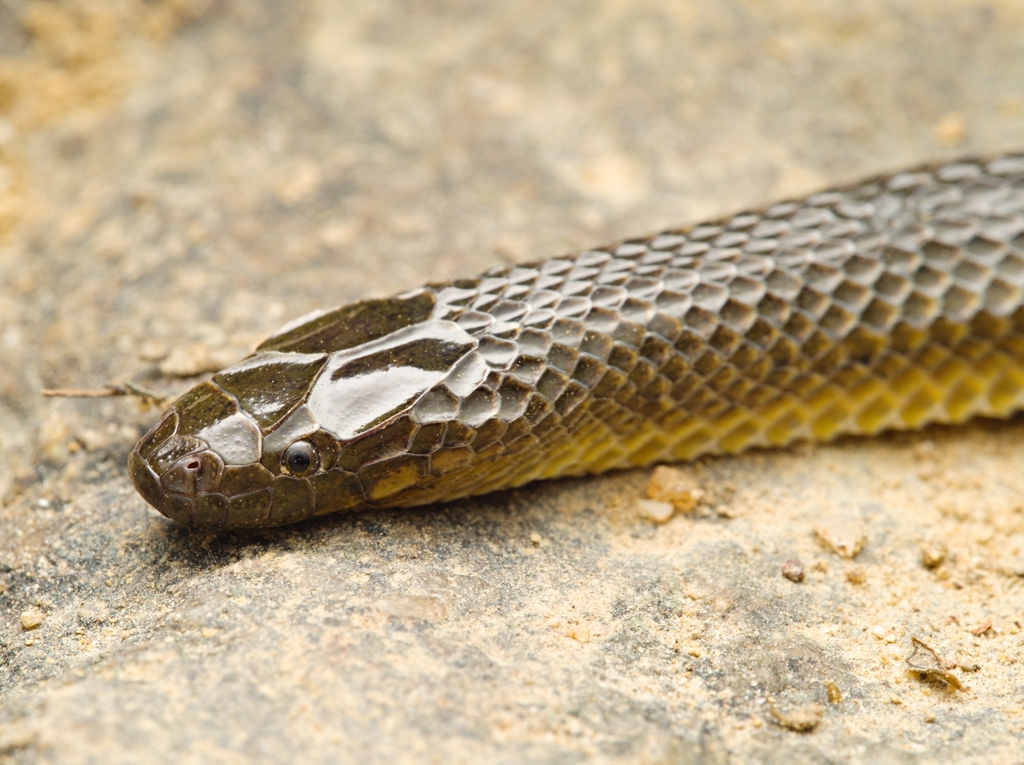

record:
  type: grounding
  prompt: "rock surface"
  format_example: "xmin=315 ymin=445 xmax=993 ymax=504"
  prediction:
xmin=2 ymin=1 xmax=1024 ymax=763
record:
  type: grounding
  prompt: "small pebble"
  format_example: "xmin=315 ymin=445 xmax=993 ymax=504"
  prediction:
xmin=138 ymin=340 xmax=168 ymax=362
xmin=159 ymin=344 xmax=237 ymax=377
xmin=637 ymin=499 xmax=675 ymax=524
xmin=19 ymin=609 xmax=43 ymax=630
xmin=565 ymin=624 xmax=590 ymax=644
xmin=815 ymin=522 xmax=866 ymax=558
xmin=646 ymin=466 xmax=704 ymax=512
xmin=781 ymin=560 xmax=805 ymax=583
xmin=76 ymin=600 xmax=109 ymax=625
xmin=845 ymin=565 xmax=867 ymax=585
xmin=921 ymin=542 xmax=947 ymax=570
xmin=933 ymin=112 xmax=967 ymax=147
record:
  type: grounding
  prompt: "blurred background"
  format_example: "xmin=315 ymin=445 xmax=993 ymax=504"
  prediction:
xmin=1 ymin=2 xmax=1023 ymax=763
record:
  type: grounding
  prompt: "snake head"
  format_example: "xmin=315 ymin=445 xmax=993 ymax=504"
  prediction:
xmin=129 ymin=292 xmax=498 ymax=530
xmin=129 ymin=350 xmax=345 ymax=529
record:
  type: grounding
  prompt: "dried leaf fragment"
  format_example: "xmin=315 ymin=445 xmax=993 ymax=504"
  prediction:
xmin=969 ymin=620 xmax=992 ymax=637
xmin=768 ymin=701 xmax=824 ymax=732
xmin=906 ymin=636 xmax=965 ymax=692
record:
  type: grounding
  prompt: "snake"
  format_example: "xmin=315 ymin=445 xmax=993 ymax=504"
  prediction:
xmin=129 ymin=153 xmax=1024 ymax=529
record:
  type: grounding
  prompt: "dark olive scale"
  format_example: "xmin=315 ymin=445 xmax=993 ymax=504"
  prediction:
xmin=129 ymin=153 xmax=1024 ymax=529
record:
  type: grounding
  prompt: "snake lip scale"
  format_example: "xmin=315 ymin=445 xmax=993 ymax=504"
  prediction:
xmin=130 ymin=153 xmax=1024 ymax=529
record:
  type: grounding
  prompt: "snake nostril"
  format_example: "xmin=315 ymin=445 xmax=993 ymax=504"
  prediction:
xmin=160 ymin=450 xmax=225 ymax=496
xmin=150 ymin=434 xmax=206 ymax=475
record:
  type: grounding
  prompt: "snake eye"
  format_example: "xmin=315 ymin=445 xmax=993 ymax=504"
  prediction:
xmin=281 ymin=440 xmax=319 ymax=477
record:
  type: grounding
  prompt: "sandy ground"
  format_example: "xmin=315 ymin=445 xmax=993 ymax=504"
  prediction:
xmin=1 ymin=1 xmax=1024 ymax=763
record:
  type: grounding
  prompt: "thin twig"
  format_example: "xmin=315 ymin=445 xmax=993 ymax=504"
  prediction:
xmin=41 ymin=383 xmax=167 ymax=407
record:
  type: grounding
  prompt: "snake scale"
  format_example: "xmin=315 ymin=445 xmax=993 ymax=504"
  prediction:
xmin=130 ymin=153 xmax=1024 ymax=529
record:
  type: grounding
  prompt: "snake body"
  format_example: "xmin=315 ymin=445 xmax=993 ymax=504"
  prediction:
xmin=130 ymin=153 xmax=1024 ymax=529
